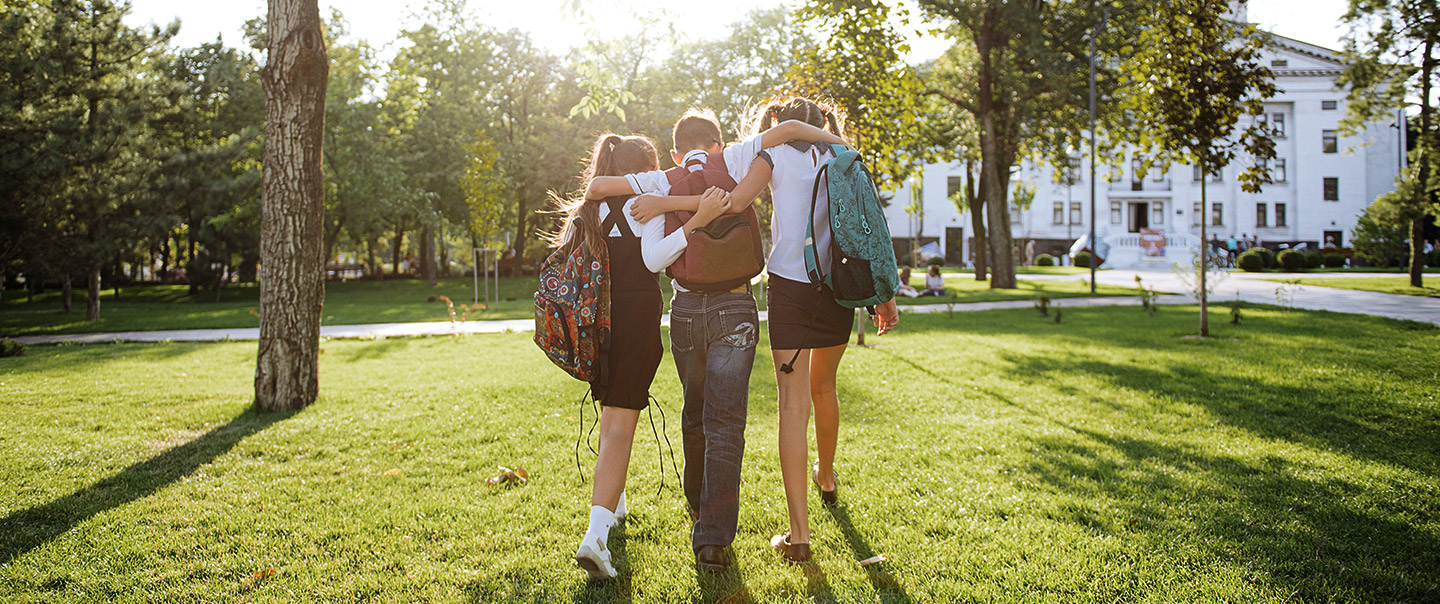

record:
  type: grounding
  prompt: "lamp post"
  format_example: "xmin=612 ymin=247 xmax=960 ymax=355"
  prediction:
xmin=1088 ymin=7 xmax=1109 ymax=293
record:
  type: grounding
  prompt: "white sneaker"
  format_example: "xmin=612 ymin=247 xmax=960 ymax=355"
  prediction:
xmin=615 ymin=491 xmax=627 ymax=520
xmin=574 ymin=533 xmax=617 ymax=579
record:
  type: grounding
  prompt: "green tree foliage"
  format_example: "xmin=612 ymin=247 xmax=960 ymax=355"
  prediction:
xmin=1354 ymin=193 xmax=1414 ymax=267
xmin=789 ymin=0 xmax=926 ymax=188
xmin=1122 ymin=0 xmax=1276 ymax=337
xmin=1338 ymin=0 xmax=1439 ymax=287
xmin=908 ymin=0 xmax=1143 ymax=289
xmin=0 ymin=0 xmax=175 ymax=319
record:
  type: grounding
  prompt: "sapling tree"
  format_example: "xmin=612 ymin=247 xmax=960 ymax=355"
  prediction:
xmin=1122 ymin=0 xmax=1276 ymax=337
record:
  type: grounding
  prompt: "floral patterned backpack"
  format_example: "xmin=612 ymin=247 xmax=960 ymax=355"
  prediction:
xmin=533 ymin=235 xmax=610 ymax=383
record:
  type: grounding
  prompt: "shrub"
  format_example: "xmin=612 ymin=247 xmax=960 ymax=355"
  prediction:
xmin=1304 ymin=251 xmax=1324 ymax=269
xmin=1323 ymin=253 xmax=1347 ymax=268
xmin=1255 ymin=247 xmax=1277 ymax=269
xmin=1428 ymin=249 xmax=1440 ymax=267
xmin=1278 ymin=249 xmax=1306 ymax=272
xmin=0 ymin=338 xmax=25 ymax=358
xmin=1035 ymin=253 xmax=1055 ymax=266
xmin=1074 ymin=251 xmax=1093 ymax=268
xmin=1237 ymin=248 xmax=1267 ymax=272
xmin=926 ymin=256 xmax=945 ymax=267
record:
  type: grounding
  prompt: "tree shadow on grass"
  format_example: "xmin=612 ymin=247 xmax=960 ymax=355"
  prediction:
xmin=826 ymin=506 xmax=914 ymax=603
xmin=0 ymin=407 xmax=295 ymax=565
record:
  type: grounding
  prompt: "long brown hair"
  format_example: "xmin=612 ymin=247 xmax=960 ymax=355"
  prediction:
xmin=749 ymin=96 xmax=845 ymax=141
xmin=547 ymin=133 xmax=661 ymax=252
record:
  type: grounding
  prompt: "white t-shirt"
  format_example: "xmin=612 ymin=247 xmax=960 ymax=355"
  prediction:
xmin=763 ymin=142 xmax=834 ymax=283
xmin=620 ymin=134 xmax=769 ymax=291
xmin=623 ymin=134 xmax=767 ymax=198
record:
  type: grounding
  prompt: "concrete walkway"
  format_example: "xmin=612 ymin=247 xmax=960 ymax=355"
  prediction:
xmin=10 ymin=270 xmax=1435 ymax=345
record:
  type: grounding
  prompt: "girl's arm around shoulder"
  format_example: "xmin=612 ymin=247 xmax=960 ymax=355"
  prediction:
xmin=759 ymin=120 xmax=848 ymax=150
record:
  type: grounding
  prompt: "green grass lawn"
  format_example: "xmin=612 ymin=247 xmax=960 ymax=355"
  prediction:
xmin=1258 ymin=276 xmax=1440 ymax=298
xmin=2 ymin=273 xmax=1131 ymax=337
xmin=935 ymin=266 xmax=1093 ymax=275
xmin=3 ymin=306 xmax=1437 ymax=602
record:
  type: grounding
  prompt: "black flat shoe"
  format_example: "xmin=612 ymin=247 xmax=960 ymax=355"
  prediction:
xmin=695 ymin=545 xmax=731 ymax=574
xmin=812 ymin=461 xmax=838 ymax=507
xmin=770 ymin=533 xmax=813 ymax=564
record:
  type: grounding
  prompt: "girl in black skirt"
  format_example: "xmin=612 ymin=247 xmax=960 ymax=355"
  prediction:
xmin=724 ymin=98 xmax=899 ymax=563
xmin=549 ymin=133 xmax=730 ymax=579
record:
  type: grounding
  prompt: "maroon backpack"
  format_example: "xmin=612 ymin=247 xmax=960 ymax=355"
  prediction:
xmin=662 ymin=152 xmax=765 ymax=291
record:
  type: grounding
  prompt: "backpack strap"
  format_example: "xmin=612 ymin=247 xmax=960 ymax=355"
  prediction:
xmin=804 ymin=164 xmax=829 ymax=287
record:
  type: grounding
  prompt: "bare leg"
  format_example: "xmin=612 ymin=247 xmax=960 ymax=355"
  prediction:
xmin=773 ymin=348 xmax=812 ymax=544
xmin=591 ymin=406 xmax=641 ymax=511
xmin=810 ymin=344 xmax=847 ymax=491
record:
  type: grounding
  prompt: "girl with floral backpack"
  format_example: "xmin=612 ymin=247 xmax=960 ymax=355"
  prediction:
xmin=544 ymin=133 xmax=730 ymax=579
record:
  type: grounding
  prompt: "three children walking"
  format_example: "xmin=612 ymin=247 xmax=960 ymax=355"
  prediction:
xmin=545 ymin=99 xmax=899 ymax=578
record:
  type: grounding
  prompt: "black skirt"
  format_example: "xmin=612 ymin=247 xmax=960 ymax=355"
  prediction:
xmin=766 ymin=273 xmax=853 ymax=350
xmin=592 ymin=198 xmax=662 ymax=410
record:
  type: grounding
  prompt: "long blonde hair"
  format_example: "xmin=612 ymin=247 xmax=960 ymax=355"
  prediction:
xmin=547 ymin=133 xmax=661 ymax=252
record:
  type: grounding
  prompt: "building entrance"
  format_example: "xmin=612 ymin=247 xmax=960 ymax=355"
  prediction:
xmin=1128 ymin=202 xmax=1150 ymax=233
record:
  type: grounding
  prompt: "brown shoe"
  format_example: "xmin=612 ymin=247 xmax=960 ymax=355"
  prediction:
xmin=812 ymin=461 xmax=839 ymax=508
xmin=769 ymin=533 xmax=812 ymax=564
xmin=695 ymin=545 xmax=731 ymax=574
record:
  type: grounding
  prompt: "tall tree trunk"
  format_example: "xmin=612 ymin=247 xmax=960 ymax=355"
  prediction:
xmin=255 ymin=0 xmax=328 ymax=412
xmin=61 ymin=273 xmax=72 ymax=313
xmin=85 ymin=266 xmax=100 ymax=322
xmin=1199 ymin=165 xmax=1210 ymax=337
xmin=1410 ymin=39 xmax=1433 ymax=288
xmin=188 ymin=237 xmax=198 ymax=294
xmin=513 ymin=196 xmax=530 ymax=270
xmin=420 ymin=225 xmax=437 ymax=287
xmin=159 ymin=238 xmax=170 ymax=282
xmin=366 ymin=237 xmax=380 ymax=279
xmin=967 ymin=159 xmax=988 ymax=280
xmin=392 ymin=228 xmax=405 ymax=277
xmin=975 ymin=14 xmax=1017 ymax=290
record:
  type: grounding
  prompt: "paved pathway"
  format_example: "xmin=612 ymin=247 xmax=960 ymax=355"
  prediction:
xmin=10 ymin=270 xmax=1435 ymax=345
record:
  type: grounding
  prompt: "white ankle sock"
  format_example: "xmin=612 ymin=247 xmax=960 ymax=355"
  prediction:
xmin=585 ymin=505 xmax=616 ymax=545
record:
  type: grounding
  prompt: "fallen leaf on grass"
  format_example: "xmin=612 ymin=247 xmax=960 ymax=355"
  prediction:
xmin=488 ymin=465 xmax=529 ymax=486
xmin=384 ymin=468 xmax=402 ymax=476
xmin=254 ymin=568 xmax=276 ymax=580
xmin=858 ymin=554 xmax=889 ymax=566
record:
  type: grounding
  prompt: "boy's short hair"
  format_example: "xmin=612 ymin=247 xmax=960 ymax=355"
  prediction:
xmin=672 ymin=108 xmax=723 ymax=153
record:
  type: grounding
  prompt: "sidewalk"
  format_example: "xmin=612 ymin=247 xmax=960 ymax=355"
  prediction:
xmin=11 ymin=270 xmax=1436 ymax=345
xmin=11 ymin=295 xmax=1191 ymax=345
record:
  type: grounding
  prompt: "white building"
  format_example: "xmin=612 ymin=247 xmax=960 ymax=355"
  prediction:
xmin=887 ymin=28 xmax=1405 ymax=269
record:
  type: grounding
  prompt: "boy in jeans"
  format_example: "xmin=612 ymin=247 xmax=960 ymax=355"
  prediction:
xmin=586 ymin=109 xmax=844 ymax=573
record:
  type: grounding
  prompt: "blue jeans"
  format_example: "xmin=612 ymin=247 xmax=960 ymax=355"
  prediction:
xmin=669 ymin=290 xmax=758 ymax=552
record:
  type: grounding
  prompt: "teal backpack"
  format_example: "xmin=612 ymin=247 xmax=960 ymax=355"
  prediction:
xmin=803 ymin=144 xmax=900 ymax=311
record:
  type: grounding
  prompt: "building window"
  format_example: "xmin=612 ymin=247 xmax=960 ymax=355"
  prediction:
xmin=1130 ymin=158 xmax=1143 ymax=190
xmin=1152 ymin=202 xmax=1164 ymax=225
xmin=1322 ymin=100 xmax=1337 ymax=110
xmin=1110 ymin=202 xmax=1122 ymax=225
xmin=947 ymin=176 xmax=962 ymax=200
xmin=1070 ymin=202 xmax=1083 ymax=224
xmin=1275 ymin=203 xmax=1287 ymax=227
xmin=1256 ymin=203 xmax=1268 ymax=227
xmin=1273 ymin=158 xmax=1287 ymax=182
xmin=1324 ymin=177 xmax=1339 ymax=201
xmin=1193 ymin=202 xmax=1202 ymax=226
xmin=1109 ymin=165 xmax=1122 ymax=183
xmin=1193 ymin=165 xmax=1202 ymax=182
xmin=1272 ymin=59 xmax=1288 ymax=67
xmin=1053 ymin=202 xmax=1065 ymax=225
xmin=1211 ymin=202 xmax=1224 ymax=226
xmin=1010 ymin=204 xmax=1021 ymax=224
xmin=1323 ymin=130 xmax=1338 ymax=153
xmin=1152 ymin=164 xmax=1167 ymax=182
xmin=1272 ymin=113 xmax=1285 ymax=137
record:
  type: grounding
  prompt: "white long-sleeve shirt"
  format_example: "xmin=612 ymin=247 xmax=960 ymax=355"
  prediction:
xmin=594 ymin=199 xmax=686 ymax=275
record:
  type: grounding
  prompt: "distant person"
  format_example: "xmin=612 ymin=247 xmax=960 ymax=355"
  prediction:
xmin=919 ymin=264 xmax=946 ymax=297
xmin=1225 ymin=234 xmax=1238 ymax=267
xmin=1024 ymin=239 xmax=1036 ymax=266
xmin=1424 ymin=240 xmax=1434 ymax=254
xmin=897 ymin=267 xmax=920 ymax=297
xmin=1324 ymin=235 xmax=1338 ymax=249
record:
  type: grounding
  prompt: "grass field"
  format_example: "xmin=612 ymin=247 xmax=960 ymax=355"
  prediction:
xmin=1258 ymin=276 xmax=1439 ymax=298
xmin=0 ymin=274 xmax=1132 ymax=337
xmin=2 ymin=306 xmax=1437 ymax=602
